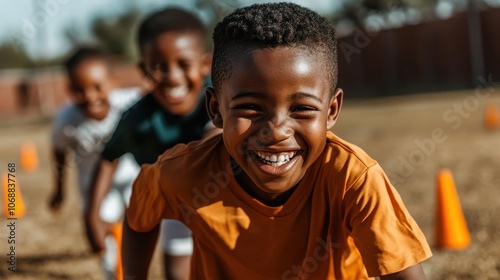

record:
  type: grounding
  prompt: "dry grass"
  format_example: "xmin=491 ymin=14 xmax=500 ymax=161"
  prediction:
xmin=1 ymin=88 xmax=499 ymax=279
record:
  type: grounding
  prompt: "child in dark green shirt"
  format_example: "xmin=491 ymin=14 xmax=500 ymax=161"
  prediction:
xmin=85 ymin=8 xmax=217 ymax=280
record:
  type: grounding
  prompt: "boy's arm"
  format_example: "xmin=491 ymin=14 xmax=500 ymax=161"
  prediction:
xmin=85 ymin=107 xmax=134 ymax=253
xmin=49 ymin=108 xmax=72 ymax=212
xmin=122 ymin=214 xmax=160 ymax=279
xmin=84 ymin=158 xmax=119 ymax=253
xmin=123 ymin=161 xmax=171 ymax=277
xmin=49 ymin=148 xmax=66 ymax=212
xmin=380 ymin=264 xmax=427 ymax=280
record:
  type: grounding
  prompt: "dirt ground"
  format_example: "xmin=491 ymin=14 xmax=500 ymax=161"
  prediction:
xmin=0 ymin=88 xmax=499 ymax=279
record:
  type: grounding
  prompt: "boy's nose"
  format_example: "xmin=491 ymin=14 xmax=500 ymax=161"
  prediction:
xmin=258 ymin=116 xmax=293 ymax=144
xmin=81 ymin=89 xmax=99 ymax=103
xmin=161 ymin=65 xmax=184 ymax=86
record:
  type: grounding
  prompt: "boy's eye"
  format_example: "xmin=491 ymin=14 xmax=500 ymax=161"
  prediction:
xmin=291 ymin=105 xmax=318 ymax=118
xmin=153 ymin=63 xmax=167 ymax=73
xmin=291 ymin=106 xmax=317 ymax=112
xmin=232 ymin=104 xmax=262 ymax=112
xmin=179 ymin=60 xmax=194 ymax=69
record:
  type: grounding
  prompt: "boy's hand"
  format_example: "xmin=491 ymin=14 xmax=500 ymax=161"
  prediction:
xmin=84 ymin=214 xmax=110 ymax=255
xmin=48 ymin=190 xmax=63 ymax=212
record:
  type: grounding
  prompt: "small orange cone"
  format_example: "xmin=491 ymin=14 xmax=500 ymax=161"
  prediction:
xmin=3 ymin=172 xmax=26 ymax=218
xmin=434 ymin=169 xmax=470 ymax=249
xmin=484 ymin=103 xmax=500 ymax=130
xmin=20 ymin=141 xmax=39 ymax=172
xmin=110 ymin=223 xmax=123 ymax=280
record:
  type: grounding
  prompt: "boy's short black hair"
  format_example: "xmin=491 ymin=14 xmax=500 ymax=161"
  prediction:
xmin=137 ymin=7 xmax=207 ymax=54
xmin=212 ymin=2 xmax=338 ymax=94
xmin=65 ymin=46 xmax=107 ymax=79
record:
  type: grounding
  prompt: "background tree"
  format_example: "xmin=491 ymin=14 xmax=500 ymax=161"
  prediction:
xmin=0 ymin=42 xmax=34 ymax=69
xmin=90 ymin=10 xmax=141 ymax=61
xmin=332 ymin=0 xmax=442 ymax=32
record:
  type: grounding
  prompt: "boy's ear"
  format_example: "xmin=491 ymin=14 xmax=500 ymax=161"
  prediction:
xmin=326 ymin=88 xmax=343 ymax=130
xmin=206 ymin=86 xmax=223 ymax=128
xmin=201 ymin=53 xmax=212 ymax=76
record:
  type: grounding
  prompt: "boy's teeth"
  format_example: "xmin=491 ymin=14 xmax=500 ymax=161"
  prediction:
xmin=255 ymin=151 xmax=297 ymax=166
xmin=278 ymin=154 xmax=284 ymax=162
xmin=167 ymin=86 xmax=188 ymax=98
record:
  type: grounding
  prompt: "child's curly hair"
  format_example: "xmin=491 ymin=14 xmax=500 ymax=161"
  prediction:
xmin=137 ymin=7 xmax=207 ymax=53
xmin=65 ymin=46 xmax=106 ymax=79
xmin=212 ymin=2 xmax=338 ymax=93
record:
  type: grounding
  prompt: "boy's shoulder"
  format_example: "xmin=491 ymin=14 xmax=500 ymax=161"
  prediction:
xmin=53 ymin=103 xmax=85 ymax=127
xmin=154 ymin=134 xmax=221 ymax=171
xmin=323 ymin=131 xmax=378 ymax=177
xmin=147 ymin=134 xmax=225 ymax=192
xmin=117 ymin=93 xmax=159 ymax=123
xmin=318 ymin=132 xmax=391 ymax=200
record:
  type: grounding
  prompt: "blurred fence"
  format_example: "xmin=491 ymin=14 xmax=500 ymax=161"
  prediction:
xmin=337 ymin=7 xmax=500 ymax=98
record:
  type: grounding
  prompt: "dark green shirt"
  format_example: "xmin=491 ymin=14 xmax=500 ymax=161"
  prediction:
xmin=102 ymin=93 xmax=210 ymax=165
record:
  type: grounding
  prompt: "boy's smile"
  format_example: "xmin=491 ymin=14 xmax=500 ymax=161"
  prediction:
xmin=207 ymin=46 xmax=343 ymax=205
xmin=142 ymin=32 xmax=211 ymax=116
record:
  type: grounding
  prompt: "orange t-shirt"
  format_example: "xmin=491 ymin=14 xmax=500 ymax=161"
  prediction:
xmin=127 ymin=132 xmax=432 ymax=279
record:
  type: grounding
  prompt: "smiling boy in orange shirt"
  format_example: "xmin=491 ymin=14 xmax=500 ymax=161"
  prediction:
xmin=122 ymin=3 xmax=432 ymax=279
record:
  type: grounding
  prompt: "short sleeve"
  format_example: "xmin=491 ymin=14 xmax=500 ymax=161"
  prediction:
xmin=343 ymin=164 xmax=432 ymax=277
xmin=126 ymin=163 xmax=166 ymax=232
xmin=101 ymin=116 xmax=131 ymax=162
xmin=108 ymin=87 xmax=142 ymax=112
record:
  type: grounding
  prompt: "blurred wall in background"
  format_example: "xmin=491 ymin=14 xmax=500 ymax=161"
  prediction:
xmin=338 ymin=7 xmax=500 ymax=98
xmin=0 ymin=63 xmax=142 ymax=118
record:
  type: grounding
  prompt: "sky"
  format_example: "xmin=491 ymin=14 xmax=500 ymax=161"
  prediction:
xmin=1 ymin=0 xmax=342 ymax=59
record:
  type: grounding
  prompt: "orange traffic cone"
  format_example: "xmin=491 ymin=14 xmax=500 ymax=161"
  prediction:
xmin=434 ymin=169 xmax=470 ymax=250
xmin=20 ymin=141 xmax=39 ymax=172
xmin=484 ymin=103 xmax=500 ymax=130
xmin=110 ymin=223 xmax=123 ymax=280
xmin=3 ymin=172 xmax=26 ymax=218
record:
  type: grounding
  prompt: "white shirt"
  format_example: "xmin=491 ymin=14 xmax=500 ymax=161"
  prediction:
xmin=51 ymin=88 xmax=142 ymax=204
